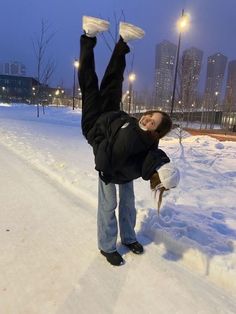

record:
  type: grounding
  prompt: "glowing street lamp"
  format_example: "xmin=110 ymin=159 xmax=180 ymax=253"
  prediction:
xmin=210 ymin=91 xmax=219 ymax=129
xmin=74 ymin=60 xmax=80 ymax=69
xmin=170 ymin=10 xmax=190 ymax=116
xmin=128 ymin=72 xmax=136 ymax=113
xmin=73 ymin=59 xmax=80 ymax=110
xmin=77 ymin=87 xmax=82 ymax=108
xmin=129 ymin=73 xmax=136 ymax=82
xmin=176 ymin=13 xmax=190 ymax=32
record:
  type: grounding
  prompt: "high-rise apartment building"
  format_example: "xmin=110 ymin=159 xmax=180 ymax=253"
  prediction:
xmin=224 ymin=60 xmax=236 ymax=112
xmin=154 ymin=40 xmax=177 ymax=110
xmin=181 ymin=47 xmax=203 ymax=110
xmin=0 ymin=61 xmax=26 ymax=76
xmin=203 ymin=53 xmax=227 ymax=109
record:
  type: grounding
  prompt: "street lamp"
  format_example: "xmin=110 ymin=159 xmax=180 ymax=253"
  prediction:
xmin=31 ymin=86 xmax=36 ymax=103
xmin=210 ymin=91 xmax=219 ymax=129
xmin=55 ymin=89 xmax=60 ymax=107
xmin=78 ymin=88 xmax=82 ymax=108
xmin=128 ymin=73 xmax=136 ymax=113
xmin=73 ymin=59 xmax=80 ymax=110
xmin=1 ymin=86 xmax=6 ymax=102
xmin=170 ymin=10 xmax=190 ymax=116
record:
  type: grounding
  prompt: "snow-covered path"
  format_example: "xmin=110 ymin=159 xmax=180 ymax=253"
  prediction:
xmin=0 ymin=143 xmax=97 ymax=313
xmin=1 ymin=143 xmax=236 ymax=314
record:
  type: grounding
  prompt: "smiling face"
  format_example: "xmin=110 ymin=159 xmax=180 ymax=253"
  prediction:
xmin=139 ymin=112 xmax=163 ymax=131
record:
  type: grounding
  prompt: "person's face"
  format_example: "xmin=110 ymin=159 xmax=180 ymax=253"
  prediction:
xmin=139 ymin=112 xmax=163 ymax=131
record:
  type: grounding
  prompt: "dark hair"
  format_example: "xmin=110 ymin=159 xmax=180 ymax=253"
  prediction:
xmin=141 ymin=110 xmax=172 ymax=139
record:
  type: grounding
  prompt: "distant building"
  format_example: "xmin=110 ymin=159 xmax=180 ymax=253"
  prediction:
xmin=0 ymin=61 xmax=26 ymax=76
xmin=0 ymin=74 xmax=38 ymax=102
xmin=224 ymin=60 xmax=236 ymax=112
xmin=203 ymin=53 xmax=228 ymax=110
xmin=154 ymin=40 xmax=177 ymax=110
xmin=181 ymin=47 xmax=203 ymax=110
xmin=0 ymin=74 xmax=73 ymax=106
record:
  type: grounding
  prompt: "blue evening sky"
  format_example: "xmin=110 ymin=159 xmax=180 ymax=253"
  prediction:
xmin=0 ymin=0 xmax=235 ymax=92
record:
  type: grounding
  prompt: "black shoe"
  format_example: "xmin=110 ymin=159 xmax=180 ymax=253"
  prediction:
xmin=123 ymin=241 xmax=144 ymax=254
xmin=100 ymin=250 xmax=124 ymax=266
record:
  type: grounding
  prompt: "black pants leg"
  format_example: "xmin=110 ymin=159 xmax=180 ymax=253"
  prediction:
xmin=78 ymin=35 xmax=101 ymax=138
xmin=99 ymin=37 xmax=130 ymax=113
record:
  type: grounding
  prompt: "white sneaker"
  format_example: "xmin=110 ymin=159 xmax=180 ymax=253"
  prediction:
xmin=83 ymin=16 xmax=110 ymax=37
xmin=119 ymin=22 xmax=145 ymax=42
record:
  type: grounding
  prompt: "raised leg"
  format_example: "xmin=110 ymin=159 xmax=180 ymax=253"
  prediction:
xmin=78 ymin=35 xmax=101 ymax=138
xmin=99 ymin=37 xmax=130 ymax=113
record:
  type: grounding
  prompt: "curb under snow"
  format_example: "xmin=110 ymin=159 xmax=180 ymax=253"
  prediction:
xmin=139 ymin=215 xmax=236 ymax=297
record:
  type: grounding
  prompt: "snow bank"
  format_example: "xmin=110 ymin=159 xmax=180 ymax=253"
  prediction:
xmin=0 ymin=103 xmax=12 ymax=107
xmin=138 ymin=207 xmax=236 ymax=294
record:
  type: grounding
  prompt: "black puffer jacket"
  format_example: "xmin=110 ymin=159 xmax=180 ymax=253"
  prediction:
xmin=85 ymin=110 xmax=170 ymax=184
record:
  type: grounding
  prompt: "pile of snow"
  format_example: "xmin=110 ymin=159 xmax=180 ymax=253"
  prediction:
xmin=0 ymin=103 xmax=236 ymax=296
xmin=0 ymin=102 xmax=12 ymax=107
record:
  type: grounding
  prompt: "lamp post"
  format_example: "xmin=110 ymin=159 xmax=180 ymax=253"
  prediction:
xmin=55 ymin=89 xmax=60 ymax=107
xmin=210 ymin=91 xmax=219 ymax=129
xmin=128 ymin=73 xmax=136 ymax=114
xmin=1 ymin=86 xmax=6 ymax=102
xmin=73 ymin=59 xmax=80 ymax=110
xmin=31 ymin=86 xmax=36 ymax=104
xmin=170 ymin=10 xmax=190 ymax=116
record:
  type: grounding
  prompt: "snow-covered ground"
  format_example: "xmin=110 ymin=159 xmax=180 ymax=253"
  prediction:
xmin=0 ymin=103 xmax=236 ymax=313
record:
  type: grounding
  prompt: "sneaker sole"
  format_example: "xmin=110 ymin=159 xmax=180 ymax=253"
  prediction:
xmin=83 ymin=16 xmax=110 ymax=31
xmin=120 ymin=22 xmax=145 ymax=39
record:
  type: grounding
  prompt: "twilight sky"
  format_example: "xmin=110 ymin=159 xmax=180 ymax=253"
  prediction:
xmin=1 ymin=0 xmax=235 ymax=93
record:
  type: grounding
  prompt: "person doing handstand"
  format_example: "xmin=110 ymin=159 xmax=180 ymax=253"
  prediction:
xmin=78 ymin=16 xmax=180 ymax=266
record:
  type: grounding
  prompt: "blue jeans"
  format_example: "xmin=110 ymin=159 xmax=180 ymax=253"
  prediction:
xmin=98 ymin=178 xmax=137 ymax=253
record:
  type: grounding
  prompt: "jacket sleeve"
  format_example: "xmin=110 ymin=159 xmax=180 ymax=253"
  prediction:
xmin=141 ymin=149 xmax=170 ymax=180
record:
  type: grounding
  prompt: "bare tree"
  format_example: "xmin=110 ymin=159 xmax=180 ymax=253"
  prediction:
xmin=100 ymin=10 xmax=126 ymax=50
xmin=32 ymin=19 xmax=56 ymax=117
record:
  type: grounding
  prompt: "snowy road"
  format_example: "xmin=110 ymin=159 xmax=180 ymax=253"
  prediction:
xmin=1 ymin=143 xmax=236 ymax=314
